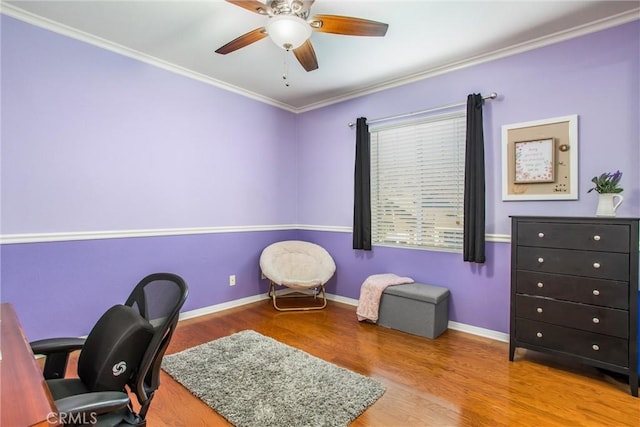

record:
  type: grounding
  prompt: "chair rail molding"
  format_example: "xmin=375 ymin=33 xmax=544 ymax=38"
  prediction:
xmin=1 ymin=225 xmax=510 ymax=245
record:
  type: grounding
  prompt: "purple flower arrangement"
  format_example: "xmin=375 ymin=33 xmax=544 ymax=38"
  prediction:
xmin=588 ymin=171 xmax=623 ymax=194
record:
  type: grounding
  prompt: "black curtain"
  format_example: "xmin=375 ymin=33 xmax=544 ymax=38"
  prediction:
xmin=353 ymin=117 xmax=371 ymax=250
xmin=463 ymin=94 xmax=486 ymax=263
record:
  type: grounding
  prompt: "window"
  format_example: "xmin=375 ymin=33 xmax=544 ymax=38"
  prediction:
xmin=370 ymin=111 xmax=466 ymax=251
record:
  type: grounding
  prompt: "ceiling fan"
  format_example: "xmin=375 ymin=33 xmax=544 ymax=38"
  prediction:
xmin=215 ymin=0 xmax=389 ymax=72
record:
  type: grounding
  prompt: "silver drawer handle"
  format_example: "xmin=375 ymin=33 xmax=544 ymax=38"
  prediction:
xmin=538 ymin=232 xmax=545 ymax=238
xmin=536 ymin=332 xmax=543 ymax=338
xmin=592 ymin=344 xmax=600 ymax=351
xmin=593 ymin=289 xmax=600 ymax=296
xmin=537 ymin=282 xmax=544 ymax=288
xmin=536 ymin=307 xmax=543 ymax=313
xmin=593 ymin=235 xmax=601 ymax=241
xmin=538 ymin=257 xmax=544 ymax=263
xmin=593 ymin=262 xmax=601 ymax=269
xmin=592 ymin=317 xmax=600 ymax=324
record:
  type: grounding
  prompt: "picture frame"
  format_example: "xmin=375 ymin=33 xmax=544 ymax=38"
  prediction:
xmin=501 ymin=115 xmax=578 ymax=201
xmin=514 ymin=138 xmax=555 ymax=183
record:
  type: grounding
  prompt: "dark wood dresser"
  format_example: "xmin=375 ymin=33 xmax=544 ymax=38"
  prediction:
xmin=509 ymin=216 xmax=639 ymax=396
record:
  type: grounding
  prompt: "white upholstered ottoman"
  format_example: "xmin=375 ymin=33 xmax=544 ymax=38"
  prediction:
xmin=378 ymin=283 xmax=450 ymax=339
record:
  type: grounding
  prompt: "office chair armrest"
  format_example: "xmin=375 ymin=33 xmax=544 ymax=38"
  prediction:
xmin=30 ymin=338 xmax=86 ymax=380
xmin=30 ymin=337 xmax=86 ymax=355
xmin=55 ymin=391 xmax=130 ymax=417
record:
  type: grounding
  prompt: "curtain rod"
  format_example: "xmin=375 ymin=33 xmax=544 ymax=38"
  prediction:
xmin=347 ymin=92 xmax=498 ymax=128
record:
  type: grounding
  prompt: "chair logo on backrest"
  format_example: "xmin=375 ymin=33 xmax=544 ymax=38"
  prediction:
xmin=112 ymin=361 xmax=127 ymax=376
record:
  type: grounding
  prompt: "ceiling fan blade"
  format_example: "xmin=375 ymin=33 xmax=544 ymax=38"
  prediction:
xmin=215 ymin=27 xmax=268 ymax=55
xmin=310 ymin=15 xmax=388 ymax=37
xmin=225 ymin=0 xmax=271 ymax=15
xmin=293 ymin=40 xmax=318 ymax=72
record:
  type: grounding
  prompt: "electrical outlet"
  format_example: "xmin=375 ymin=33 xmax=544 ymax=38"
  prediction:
xmin=229 ymin=275 xmax=236 ymax=286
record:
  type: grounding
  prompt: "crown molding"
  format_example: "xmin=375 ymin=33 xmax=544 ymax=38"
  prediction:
xmin=295 ymin=8 xmax=640 ymax=112
xmin=0 ymin=3 xmax=298 ymax=113
xmin=2 ymin=3 xmax=637 ymax=113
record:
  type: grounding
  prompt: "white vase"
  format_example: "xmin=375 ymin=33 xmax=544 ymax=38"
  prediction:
xmin=596 ymin=193 xmax=624 ymax=217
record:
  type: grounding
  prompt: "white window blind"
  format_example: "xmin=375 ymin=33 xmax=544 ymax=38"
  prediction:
xmin=370 ymin=111 xmax=466 ymax=251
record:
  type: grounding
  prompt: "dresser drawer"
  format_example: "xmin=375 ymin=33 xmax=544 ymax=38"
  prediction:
xmin=517 ymin=222 xmax=630 ymax=252
xmin=516 ymin=246 xmax=629 ymax=281
xmin=515 ymin=271 xmax=628 ymax=309
xmin=515 ymin=318 xmax=628 ymax=367
xmin=515 ymin=295 xmax=628 ymax=338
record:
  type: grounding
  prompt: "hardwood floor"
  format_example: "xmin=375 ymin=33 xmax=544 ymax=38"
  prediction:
xmin=67 ymin=300 xmax=640 ymax=426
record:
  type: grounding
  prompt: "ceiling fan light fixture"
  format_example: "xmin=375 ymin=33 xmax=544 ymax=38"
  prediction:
xmin=266 ymin=15 xmax=312 ymax=50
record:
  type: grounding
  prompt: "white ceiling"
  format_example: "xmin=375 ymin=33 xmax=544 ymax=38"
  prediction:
xmin=3 ymin=1 xmax=639 ymax=112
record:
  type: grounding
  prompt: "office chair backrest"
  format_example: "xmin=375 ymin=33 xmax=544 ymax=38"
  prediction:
xmin=124 ymin=273 xmax=188 ymax=415
xmin=77 ymin=304 xmax=155 ymax=392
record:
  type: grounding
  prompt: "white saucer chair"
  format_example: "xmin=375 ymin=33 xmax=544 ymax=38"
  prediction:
xmin=259 ymin=240 xmax=336 ymax=311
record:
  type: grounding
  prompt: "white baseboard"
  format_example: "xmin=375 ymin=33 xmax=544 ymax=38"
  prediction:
xmin=326 ymin=293 xmax=359 ymax=306
xmin=36 ymin=294 xmax=507 ymax=356
xmin=179 ymin=294 xmax=270 ymax=321
xmin=180 ymin=293 xmax=509 ymax=343
xmin=326 ymin=294 xmax=509 ymax=342
xmin=447 ymin=321 xmax=509 ymax=343
xmin=178 ymin=293 xmax=355 ymax=321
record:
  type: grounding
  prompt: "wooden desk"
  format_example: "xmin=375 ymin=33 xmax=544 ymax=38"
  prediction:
xmin=1 ymin=303 xmax=59 ymax=426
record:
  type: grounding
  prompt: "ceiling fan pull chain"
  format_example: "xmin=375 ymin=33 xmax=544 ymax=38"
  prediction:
xmin=282 ymin=50 xmax=290 ymax=87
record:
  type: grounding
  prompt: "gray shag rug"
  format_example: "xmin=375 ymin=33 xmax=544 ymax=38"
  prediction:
xmin=162 ymin=330 xmax=385 ymax=427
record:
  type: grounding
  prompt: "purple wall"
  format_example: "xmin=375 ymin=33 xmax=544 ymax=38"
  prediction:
xmin=294 ymin=21 xmax=639 ymax=337
xmin=1 ymin=15 xmax=638 ymax=341
xmin=1 ymin=230 xmax=298 ymax=340
xmin=1 ymin=16 xmax=298 ymax=233
xmin=297 ymin=20 xmax=640 ymax=234
xmin=0 ymin=15 xmax=299 ymax=340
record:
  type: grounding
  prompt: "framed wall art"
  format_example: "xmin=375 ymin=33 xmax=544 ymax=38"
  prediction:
xmin=501 ymin=115 xmax=578 ymax=200
xmin=514 ymin=138 xmax=554 ymax=183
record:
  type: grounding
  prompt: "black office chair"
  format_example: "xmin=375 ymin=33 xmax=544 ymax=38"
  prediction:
xmin=30 ymin=273 xmax=188 ymax=427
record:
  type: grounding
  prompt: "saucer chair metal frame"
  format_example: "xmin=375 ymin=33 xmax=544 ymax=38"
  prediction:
xmin=260 ymin=240 xmax=336 ymax=312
